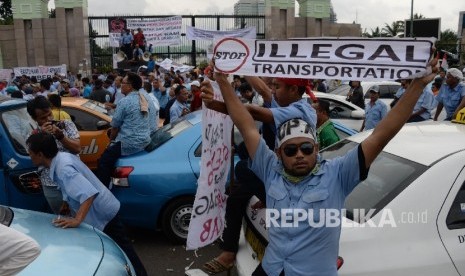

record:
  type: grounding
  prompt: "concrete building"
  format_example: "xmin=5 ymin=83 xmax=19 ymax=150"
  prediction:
xmin=0 ymin=0 xmax=90 ymax=74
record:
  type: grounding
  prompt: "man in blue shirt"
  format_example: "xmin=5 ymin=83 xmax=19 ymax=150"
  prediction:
xmin=26 ymin=132 xmax=147 ymax=276
xmin=152 ymin=78 xmax=169 ymax=118
xmin=201 ymin=58 xmax=437 ymax=275
xmin=434 ymin=68 xmax=465 ymax=121
xmin=96 ymin=72 xmax=155 ymax=187
xmin=120 ymin=28 xmax=133 ymax=60
xmin=360 ymin=85 xmax=388 ymax=131
xmin=407 ymin=87 xmax=436 ymax=122
xmin=169 ymin=84 xmax=190 ymax=122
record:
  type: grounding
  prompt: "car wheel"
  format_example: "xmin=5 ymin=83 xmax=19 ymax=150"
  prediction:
xmin=161 ymin=197 xmax=194 ymax=244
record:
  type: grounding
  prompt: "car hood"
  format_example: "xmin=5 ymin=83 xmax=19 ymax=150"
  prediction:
xmin=10 ymin=208 xmax=104 ymax=275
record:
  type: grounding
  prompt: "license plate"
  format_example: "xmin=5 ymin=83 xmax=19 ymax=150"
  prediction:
xmin=245 ymin=226 xmax=265 ymax=261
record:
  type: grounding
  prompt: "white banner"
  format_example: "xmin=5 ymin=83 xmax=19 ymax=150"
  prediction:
xmin=109 ymin=33 xmax=121 ymax=48
xmin=13 ymin=65 xmax=67 ymax=81
xmin=127 ymin=16 xmax=182 ymax=46
xmin=157 ymin=58 xmax=194 ymax=73
xmin=187 ymin=81 xmax=233 ymax=250
xmin=186 ymin=26 xmax=256 ymax=40
xmin=0 ymin=69 xmax=13 ymax=81
xmin=213 ymin=37 xmax=435 ymax=81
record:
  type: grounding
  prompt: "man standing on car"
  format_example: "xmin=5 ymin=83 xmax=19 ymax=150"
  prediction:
xmin=201 ymin=57 xmax=437 ymax=275
xmin=26 ymin=132 xmax=147 ymax=276
xmin=360 ymin=85 xmax=388 ymax=131
xmin=96 ymin=72 xmax=156 ymax=187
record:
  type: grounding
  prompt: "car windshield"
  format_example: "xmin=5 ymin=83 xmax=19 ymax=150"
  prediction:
xmin=0 ymin=205 xmax=14 ymax=226
xmin=82 ymin=100 xmax=110 ymax=116
xmin=321 ymin=140 xmax=427 ymax=222
xmin=1 ymin=107 xmax=37 ymax=155
xmin=145 ymin=118 xmax=193 ymax=152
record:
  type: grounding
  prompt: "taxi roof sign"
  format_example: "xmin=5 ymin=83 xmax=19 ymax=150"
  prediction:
xmin=452 ymin=107 xmax=465 ymax=124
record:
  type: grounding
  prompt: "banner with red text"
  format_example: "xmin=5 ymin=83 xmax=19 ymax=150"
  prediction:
xmin=127 ymin=16 xmax=182 ymax=46
xmin=13 ymin=65 xmax=67 ymax=81
xmin=187 ymin=81 xmax=233 ymax=250
xmin=213 ymin=37 xmax=435 ymax=81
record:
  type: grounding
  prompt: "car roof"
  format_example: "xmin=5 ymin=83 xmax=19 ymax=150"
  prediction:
xmin=313 ymin=92 xmax=364 ymax=111
xmin=61 ymin=97 xmax=112 ymax=121
xmin=347 ymin=121 xmax=465 ymax=166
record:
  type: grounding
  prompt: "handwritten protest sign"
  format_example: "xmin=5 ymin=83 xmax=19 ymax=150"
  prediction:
xmin=187 ymin=81 xmax=233 ymax=250
xmin=186 ymin=26 xmax=256 ymax=40
xmin=127 ymin=16 xmax=182 ymax=46
xmin=213 ymin=37 xmax=435 ymax=81
xmin=13 ymin=65 xmax=67 ymax=81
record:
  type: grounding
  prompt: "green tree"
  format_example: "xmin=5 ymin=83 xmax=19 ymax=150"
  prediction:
xmin=362 ymin=27 xmax=385 ymax=38
xmin=413 ymin=13 xmax=425 ymax=19
xmin=382 ymin=21 xmax=404 ymax=37
xmin=436 ymin=29 xmax=459 ymax=63
xmin=0 ymin=0 xmax=13 ymax=25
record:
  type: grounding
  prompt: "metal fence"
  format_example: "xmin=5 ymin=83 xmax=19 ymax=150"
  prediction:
xmin=88 ymin=15 xmax=265 ymax=71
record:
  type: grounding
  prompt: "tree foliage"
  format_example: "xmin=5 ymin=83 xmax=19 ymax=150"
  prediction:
xmin=382 ymin=21 xmax=404 ymax=37
xmin=0 ymin=0 xmax=13 ymax=25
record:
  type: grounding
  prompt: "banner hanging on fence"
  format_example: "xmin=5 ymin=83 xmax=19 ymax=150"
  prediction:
xmin=126 ymin=16 xmax=182 ymax=46
xmin=13 ymin=65 xmax=67 ymax=81
xmin=108 ymin=17 xmax=127 ymax=47
xmin=186 ymin=26 xmax=256 ymax=40
xmin=187 ymin=81 xmax=233 ymax=250
xmin=213 ymin=37 xmax=435 ymax=81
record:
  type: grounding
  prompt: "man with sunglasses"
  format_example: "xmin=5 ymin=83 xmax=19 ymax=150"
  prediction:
xmin=202 ymin=56 xmax=437 ymax=275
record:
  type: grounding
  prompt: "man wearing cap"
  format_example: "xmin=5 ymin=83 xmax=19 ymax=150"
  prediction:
xmin=360 ymin=85 xmax=388 ymax=131
xmin=201 ymin=75 xmax=316 ymax=274
xmin=189 ymin=80 xmax=202 ymax=112
xmin=202 ymin=57 xmax=437 ymax=275
xmin=434 ymin=68 xmax=465 ymax=121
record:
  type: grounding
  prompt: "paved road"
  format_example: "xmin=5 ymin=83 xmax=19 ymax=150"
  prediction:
xmin=129 ymin=227 xmax=238 ymax=276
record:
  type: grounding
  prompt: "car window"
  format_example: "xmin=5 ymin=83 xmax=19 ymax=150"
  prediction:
xmin=378 ymin=85 xmax=392 ymax=99
xmin=324 ymin=99 xmax=355 ymax=119
xmin=321 ymin=141 xmax=427 ymax=222
xmin=145 ymin=119 xmax=193 ymax=152
xmin=329 ymin=84 xmax=351 ymax=96
xmin=446 ymin=181 xmax=465 ymax=230
xmin=61 ymin=107 xmax=102 ymax=131
xmin=0 ymin=206 xmax=13 ymax=226
xmin=389 ymin=84 xmax=401 ymax=95
xmin=1 ymin=107 xmax=36 ymax=155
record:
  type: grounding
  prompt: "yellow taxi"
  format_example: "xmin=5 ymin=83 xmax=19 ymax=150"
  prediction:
xmin=61 ymin=98 xmax=111 ymax=170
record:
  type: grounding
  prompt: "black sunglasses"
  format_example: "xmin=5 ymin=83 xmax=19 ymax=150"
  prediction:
xmin=282 ymin=142 xmax=314 ymax=157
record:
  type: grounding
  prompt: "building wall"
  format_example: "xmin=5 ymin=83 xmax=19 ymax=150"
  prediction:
xmin=0 ymin=0 xmax=90 ymax=73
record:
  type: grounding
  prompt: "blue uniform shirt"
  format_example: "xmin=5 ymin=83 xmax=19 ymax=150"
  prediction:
xmin=436 ymin=82 xmax=465 ymax=120
xmin=111 ymin=91 xmax=152 ymax=155
xmin=170 ymin=100 xmax=188 ymax=122
xmin=364 ymin=100 xmax=388 ymax=130
xmin=153 ymin=88 xmax=169 ymax=109
xmin=270 ymin=98 xmax=317 ymax=131
xmin=49 ymin=152 xmax=120 ymax=231
xmin=249 ymin=139 xmax=364 ymax=276
xmin=412 ymin=87 xmax=437 ymax=120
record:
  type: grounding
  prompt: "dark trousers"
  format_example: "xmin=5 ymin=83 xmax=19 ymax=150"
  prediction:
xmin=407 ymin=114 xmax=426 ymax=123
xmin=96 ymin=142 xmax=121 ymax=187
xmin=220 ymin=160 xmax=266 ymax=253
xmin=104 ymin=213 xmax=147 ymax=276
xmin=122 ymin=44 xmax=133 ymax=60
xmin=252 ymin=263 xmax=284 ymax=276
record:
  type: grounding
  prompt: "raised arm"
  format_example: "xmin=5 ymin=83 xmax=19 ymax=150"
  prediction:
xmin=361 ymin=58 xmax=438 ymax=168
xmin=202 ymin=74 xmax=261 ymax=159
xmin=244 ymin=76 xmax=273 ymax=104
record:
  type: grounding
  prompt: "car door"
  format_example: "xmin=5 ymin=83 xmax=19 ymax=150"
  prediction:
xmin=61 ymin=106 xmax=110 ymax=170
xmin=0 ymin=106 xmax=49 ymax=212
xmin=437 ymin=152 xmax=465 ymax=275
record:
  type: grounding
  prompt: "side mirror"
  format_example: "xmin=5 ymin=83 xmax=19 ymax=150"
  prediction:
xmin=351 ymin=110 xmax=365 ymax=119
xmin=97 ymin=120 xmax=110 ymax=130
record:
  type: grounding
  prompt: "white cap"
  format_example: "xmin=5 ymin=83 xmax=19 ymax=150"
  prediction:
xmin=190 ymin=80 xmax=200 ymax=87
xmin=447 ymin=68 xmax=463 ymax=80
xmin=369 ymin=85 xmax=380 ymax=93
xmin=276 ymin=119 xmax=316 ymax=147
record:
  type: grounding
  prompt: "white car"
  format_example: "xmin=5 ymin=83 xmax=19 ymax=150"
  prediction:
xmin=236 ymin=120 xmax=465 ymax=276
xmin=311 ymin=92 xmax=365 ymax=131
xmin=329 ymin=81 xmax=401 ymax=108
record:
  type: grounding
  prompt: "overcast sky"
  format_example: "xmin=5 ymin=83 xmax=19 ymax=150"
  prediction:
xmin=64 ymin=0 xmax=464 ymax=34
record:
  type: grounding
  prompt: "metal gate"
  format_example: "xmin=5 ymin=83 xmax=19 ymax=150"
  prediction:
xmin=88 ymin=15 xmax=265 ymax=72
